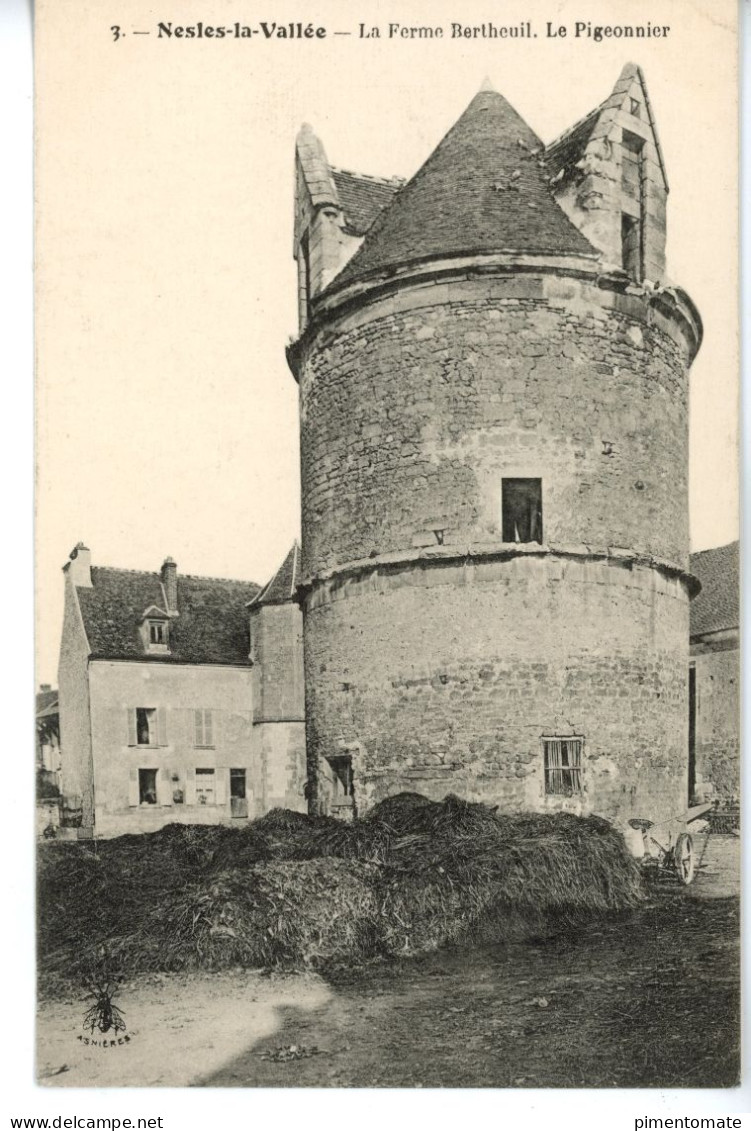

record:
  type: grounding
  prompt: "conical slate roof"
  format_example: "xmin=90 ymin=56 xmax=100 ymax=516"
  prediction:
xmin=333 ymin=88 xmax=596 ymax=289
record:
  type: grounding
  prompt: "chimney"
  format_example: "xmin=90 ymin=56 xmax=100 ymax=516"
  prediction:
xmin=65 ymin=542 xmax=92 ymax=587
xmin=161 ymin=557 xmax=178 ymax=613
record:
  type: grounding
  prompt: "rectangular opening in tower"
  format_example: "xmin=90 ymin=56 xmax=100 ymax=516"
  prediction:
xmin=543 ymin=737 xmax=583 ymax=796
xmin=326 ymin=754 xmax=356 ymax=819
xmin=502 ymin=478 xmax=543 ymax=543
xmin=621 ymin=214 xmax=642 ymax=281
xmin=621 ymin=130 xmax=645 ymax=281
xmin=300 ymin=231 xmax=311 ymax=327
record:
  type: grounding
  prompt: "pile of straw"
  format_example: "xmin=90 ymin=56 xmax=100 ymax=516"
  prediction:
xmin=38 ymin=793 xmax=644 ymax=987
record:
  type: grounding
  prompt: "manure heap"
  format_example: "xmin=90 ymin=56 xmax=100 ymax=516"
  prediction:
xmin=38 ymin=793 xmax=644 ymax=988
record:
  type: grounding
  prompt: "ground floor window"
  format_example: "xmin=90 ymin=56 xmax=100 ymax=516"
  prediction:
xmin=230 ymin=768 xmax=248 ymax=818
xmin=326 ymin=754 xmax=356 ymax=817
xmin=543 ymin=737 xmax=583 ymax=796
xmin=195 ymin=767 xmax=215 ymax=805
xmin=139 ymin=768 xmax=157 ymax=805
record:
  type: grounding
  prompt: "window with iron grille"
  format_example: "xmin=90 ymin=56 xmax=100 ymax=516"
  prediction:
xmin=543 ymin=737 xmax=583 ymax=796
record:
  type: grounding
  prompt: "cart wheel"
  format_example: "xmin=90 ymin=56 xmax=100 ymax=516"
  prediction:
xmin=674 ymin=833 xmax=695 ymax=885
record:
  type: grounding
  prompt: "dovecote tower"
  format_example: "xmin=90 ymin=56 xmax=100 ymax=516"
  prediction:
xmin=288 ymin=66 xmax=702 ymax=824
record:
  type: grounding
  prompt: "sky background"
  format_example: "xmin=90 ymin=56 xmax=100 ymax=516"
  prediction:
xmin=35 ymin=0 xmax=739 ymax=685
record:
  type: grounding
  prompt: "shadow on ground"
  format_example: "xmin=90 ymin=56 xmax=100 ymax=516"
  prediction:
xmin=37 ymin=836 xmax=740 ymax=1088
xmin=197 ymin=848 xmax=740 ymax=1088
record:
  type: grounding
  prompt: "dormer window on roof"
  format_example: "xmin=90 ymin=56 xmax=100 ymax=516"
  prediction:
xmin=139 ymin=605 xmax=171 ymax=654
xmin=145 ymin=618 xmax=170 ymax=653
xmin=149 ymin=621 xmax=167 ymax=646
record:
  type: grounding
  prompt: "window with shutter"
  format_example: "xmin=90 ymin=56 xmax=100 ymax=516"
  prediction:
xmin=195 ymin=768 xmax=215 ymax=805
xmin=194 ymin=709 xmax=214 ymax=748
xmin=132 ymin=707 xmax=158 ymax=746
xmin=138 ymin=768 xmax=158 ymax=805
xmin=156 ymin=767 xmax=172 ymax=806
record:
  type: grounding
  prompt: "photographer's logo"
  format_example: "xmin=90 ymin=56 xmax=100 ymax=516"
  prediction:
xmin=77 ymin=953 xmax=134 ymax=1048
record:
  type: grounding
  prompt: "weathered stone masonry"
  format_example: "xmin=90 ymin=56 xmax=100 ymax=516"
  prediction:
xmin=299 ymin=275 xmax=691 ymax=574
xmin=290 ymin=75 xmax=702 ymax=825
xmin=303 ymin=554 xmax=689 ymax=818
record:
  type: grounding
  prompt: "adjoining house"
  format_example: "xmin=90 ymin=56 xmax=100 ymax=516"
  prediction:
xmin=36 ymin=685 xmax=60 ymax=783
xmin=248 ymin=542 xmax=307 ymax=819
xmin=57 ymin=543 xmax=306 ymax=838
xmin=688 ymin=541 xmax=740 ymax=806
xmin=36 ymin=685 xmax=61 ymax=835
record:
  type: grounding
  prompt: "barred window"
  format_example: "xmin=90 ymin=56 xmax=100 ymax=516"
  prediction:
xmin=543 ymin=737 xmax=583 ymax=796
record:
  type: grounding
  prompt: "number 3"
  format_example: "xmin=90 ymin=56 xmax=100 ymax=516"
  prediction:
xmin=111 ymin=25 xmax=121 ymax=41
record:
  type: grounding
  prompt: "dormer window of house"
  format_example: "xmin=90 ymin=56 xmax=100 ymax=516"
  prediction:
xmin=140 ymin=610 xmax=170 ymax=653
xmin=149 ymin=621 xmax=165 ymax=645
xmin=629 ymin=97 xmax=640 ymax=117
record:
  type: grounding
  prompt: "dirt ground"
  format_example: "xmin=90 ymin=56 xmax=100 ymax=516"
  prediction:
xmin=37 ymin=834 xmax=740 ymax=1089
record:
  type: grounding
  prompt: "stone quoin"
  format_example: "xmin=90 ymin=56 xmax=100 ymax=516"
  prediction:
xmin=288 ymin=66 xmax=702 ymax=823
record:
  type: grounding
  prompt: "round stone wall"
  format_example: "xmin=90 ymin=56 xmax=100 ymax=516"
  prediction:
xmin=296 ymin=263 xmax=698 ymax=824
xmin=303 ymin=553 xmax=690 ymax=825
xmin=298 ymin=272 xmax=692 ymax=579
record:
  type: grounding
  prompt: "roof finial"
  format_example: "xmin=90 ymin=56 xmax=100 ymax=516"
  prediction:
xmin=479 ymin=76 xmax=495 ymax=93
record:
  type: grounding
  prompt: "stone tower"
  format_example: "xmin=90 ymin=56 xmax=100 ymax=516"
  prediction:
xmin=288 ymin=66 xmax=702 ymax=824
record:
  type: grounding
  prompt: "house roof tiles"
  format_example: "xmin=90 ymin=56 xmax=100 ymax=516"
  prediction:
xmin=331 ymin=169 xmax=402 ymax=237
xmin=77 ymin=567 xmax=259 ymax=665
xmin=36 ymin=689 xmax=59 ymax=718
xmin=689 ymin=541 xmax=739 ymax=639
xmin=544 ymin=108 xmax=600 ymax=186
